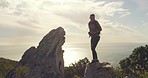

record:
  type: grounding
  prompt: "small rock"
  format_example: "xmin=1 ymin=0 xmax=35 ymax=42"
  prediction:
xmin=84 ymin=62 xmax=115 ymax=78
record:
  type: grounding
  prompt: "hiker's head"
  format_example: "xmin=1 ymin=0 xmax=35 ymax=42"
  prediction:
xmin=90 ymin=14 xmax=95 ymax=21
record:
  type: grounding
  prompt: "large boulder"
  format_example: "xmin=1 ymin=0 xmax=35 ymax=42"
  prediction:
xmin=84 ymin=62 xmax=115 ymax=78
xmin=19 ymin=27 xmax=65 ymax=78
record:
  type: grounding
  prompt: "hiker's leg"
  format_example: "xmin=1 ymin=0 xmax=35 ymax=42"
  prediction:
xmin=91 ymin=38 xmax=98 ymax=60
xmin=91 ymin=36 xmax=100 ymax=60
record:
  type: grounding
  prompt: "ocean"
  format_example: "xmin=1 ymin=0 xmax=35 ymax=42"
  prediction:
xmin=63 ymin=43 xmax=147 ymax=67
xmin=0 ymin=43 xmax=147 ymax=67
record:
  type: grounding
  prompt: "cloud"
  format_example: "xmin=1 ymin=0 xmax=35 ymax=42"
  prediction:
xmin=0 ymin=0 xmax=130 ymax=25
xmin=0 ymin=25 xmax=40 ymax=37
xmin=1 ymin=0 xmax=144 ymax=44
xmin=38 ymin=0 xmax=131 ymax=32
xmin=100 ymin=1 xmax=130 ymax=17
xmin=16 ymin=20 xmax=41 ymax=29
xmin=0 ymin=0 xmax=9 ymax=8
xmin=41 ymin=0 xmax=130 ymax=17
xmin=146 ymin=13 xmax=148 ymax=16
xmin=100 ymin=18 xmax=136 ymax=32
xmin=131 ymin=0 xmax=148 ymax=10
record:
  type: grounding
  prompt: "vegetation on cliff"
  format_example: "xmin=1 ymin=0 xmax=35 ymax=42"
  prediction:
xmin=0 ymin=58 xmax=28 ymax=78
xmin=119 ymin=45 xmax=148 ymax=78
xmin=64 ymin=57 xmax=90 ymax=78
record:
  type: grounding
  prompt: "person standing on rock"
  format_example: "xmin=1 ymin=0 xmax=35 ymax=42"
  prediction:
xmin=88 ymin=14 xmax=102 ymax=63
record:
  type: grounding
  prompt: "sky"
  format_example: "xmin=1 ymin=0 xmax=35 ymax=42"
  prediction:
xmin=0 ymin=0 xmax=148 ymax=46
xmin=0 ymin=0 xmax=148 ymax=66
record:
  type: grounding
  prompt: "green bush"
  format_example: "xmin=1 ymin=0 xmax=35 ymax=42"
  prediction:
xmin=119 ymin=45 xmax=148 ymax=77
xmin=73 ymin=75 xmax=80 ymax=78
xmin=0 ymin=58 xmax=28 ymax=78
xmin=64 ymin=57 xmax=90 ymax=78
xmin=0 ymin=58 xmax=18 ymax=78
xmin=139 ymin=71 xmax=148 ymax=78
xmin=15 ymin=66 xmax=29 ymax=78
xmin=114 ymin=67 xmax=124 ymax=78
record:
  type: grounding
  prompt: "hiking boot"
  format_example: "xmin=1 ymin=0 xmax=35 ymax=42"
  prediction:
xmin=90 ymin=59 xmax=99 ymax=64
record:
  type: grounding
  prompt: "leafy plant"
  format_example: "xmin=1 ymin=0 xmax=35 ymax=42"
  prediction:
xmin=64 ymin=57 xmax=90 ymax=78
xmin=0 ymin=58 xmax=28 ymax=78
xmin=119 ymin=45 xmax=148 ymax=77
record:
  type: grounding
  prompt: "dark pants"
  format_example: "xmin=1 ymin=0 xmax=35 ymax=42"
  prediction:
xmin=91 ymin=36 xmax=100 ymax=60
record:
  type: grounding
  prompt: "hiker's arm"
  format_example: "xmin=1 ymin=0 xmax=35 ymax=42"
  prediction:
xmin=88 ymin=23 xmax=91 ymax=36
xmin=88 ymin=23 xmax=95 ymax=36
xmin=96 ymin=21 xmax=102 ymax=31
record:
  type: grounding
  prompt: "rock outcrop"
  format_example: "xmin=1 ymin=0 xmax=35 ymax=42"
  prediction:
xmin=19 ymin=27 xmax=65 ymax=78
xmin=84 ymin=62 xmax=115 ymax=78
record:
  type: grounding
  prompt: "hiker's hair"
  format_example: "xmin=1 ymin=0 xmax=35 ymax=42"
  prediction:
xmin=90 ymin=14 xmax=95 ymax=16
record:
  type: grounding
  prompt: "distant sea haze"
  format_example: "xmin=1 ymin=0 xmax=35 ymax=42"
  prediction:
xmin=0 ymin=43 xmax=147 ymax=67
xmin=63 ymin=43 xmax=147 ymax=67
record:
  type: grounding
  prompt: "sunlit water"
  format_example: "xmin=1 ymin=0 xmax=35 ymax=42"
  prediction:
xmin=63 ymin=43 xmax=147 ymax=67
xmin=0 ymin=43 xmax=147 ymax=67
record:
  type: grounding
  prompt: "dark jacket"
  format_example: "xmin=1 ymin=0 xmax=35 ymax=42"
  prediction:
xmin=88 ymin=20 xmax=102 ymax=37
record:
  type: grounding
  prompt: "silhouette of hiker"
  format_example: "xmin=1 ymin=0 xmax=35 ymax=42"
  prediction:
xmin=6 ymin=68 xmax=16 ymax=78
xmin=88 ymin=14 xmax=102 ymax=63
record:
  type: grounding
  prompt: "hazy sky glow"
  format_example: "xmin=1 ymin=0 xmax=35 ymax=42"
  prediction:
xmin=0 ymin=0 xmax=148 ymax=66
xmin=0 ymin=0 xmax=148 ymax=45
